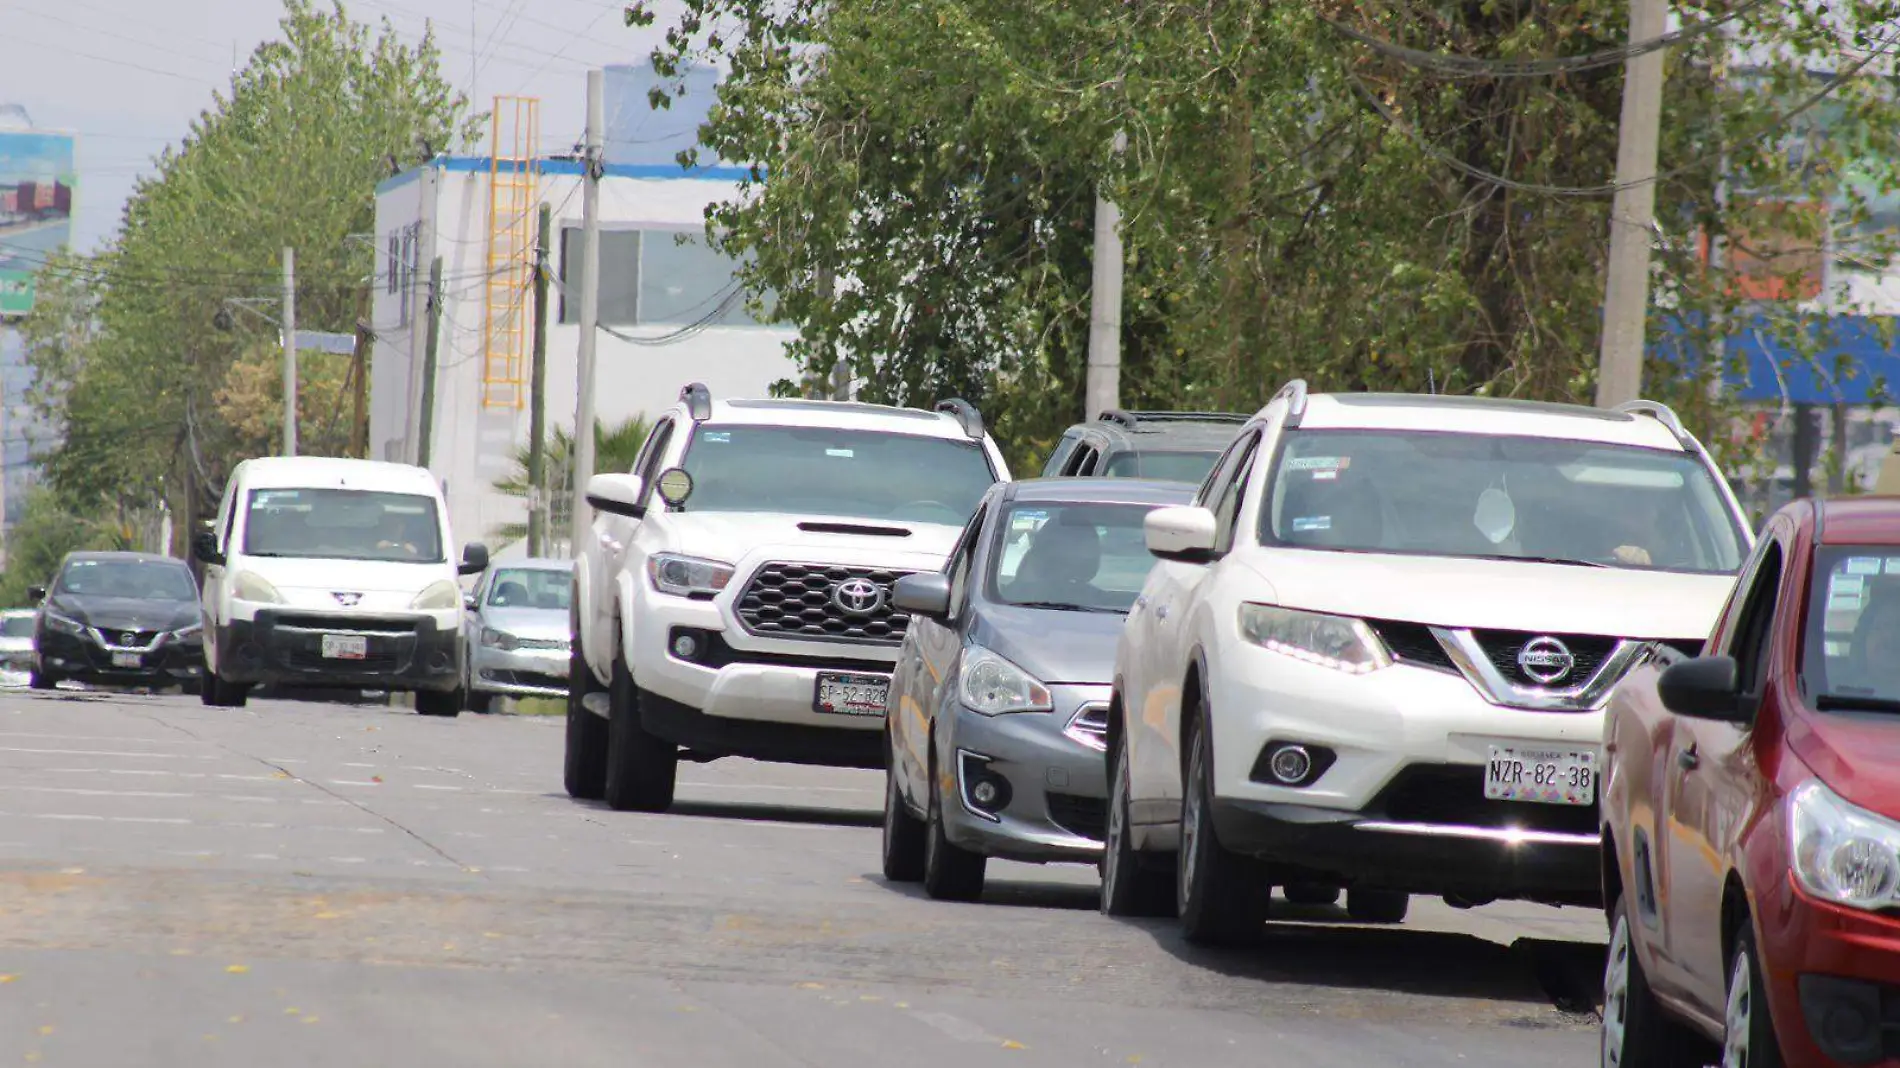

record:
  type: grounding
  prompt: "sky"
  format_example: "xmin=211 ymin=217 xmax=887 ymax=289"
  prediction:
xmin=0 ymin=0 xmax=679 ymax=253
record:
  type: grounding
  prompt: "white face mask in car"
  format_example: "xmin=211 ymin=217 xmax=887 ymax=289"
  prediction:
xmin=1474 ymin=487 xmax=1516 ymax=545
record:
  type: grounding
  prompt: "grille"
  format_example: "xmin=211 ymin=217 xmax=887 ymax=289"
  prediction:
xmin=95 ymin=628 xmax=162 ymax=648
xmin=1046 ymin=792 xmax=1107 ymax=842
xmin=1374 ymin=765 xmax=1596 ymax=837
xmin=1472 ymin=629 xmax=1619 ymax=688
xmin=283 ymin=646 xmax=404 ymax=672
xmin=1368 ymin=620 xmax=1455 ymax=672
xmin=274 ymin=615 xmax=419 ymax=635
xmin=735 ymin=563 xmax=916 ymax=645
xmin=512 ymin=636 xmax=567 ymax=651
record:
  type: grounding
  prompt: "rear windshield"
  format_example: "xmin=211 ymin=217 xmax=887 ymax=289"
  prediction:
xmin=1100 ymin=449 xmax=1222 ymax=484
xmin=487 ymin=569 xmax=571 ymax=611
xmin=243 ymin=488 xmax=444 ymax=563
xmin=55 ymin=560 xmax=197 ymax=601
xmin=988 ymin=502 xmax=1161 ymax=613
xmin=677 ymin=425 xmax=998 ymax=526
xmin=1806 ymin=548 xmax=1900 ymax=706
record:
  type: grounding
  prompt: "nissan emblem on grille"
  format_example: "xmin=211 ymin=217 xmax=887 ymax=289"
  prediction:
xmin=121 ymin=632 xmax=137 ymax=646
xmin=831 ymin=577 xmax=885 ymax=617
xmin=333 ymin=592 xmax=362 ymax=607
xmin=1517 ymin=636 xmax=1576 ymax=684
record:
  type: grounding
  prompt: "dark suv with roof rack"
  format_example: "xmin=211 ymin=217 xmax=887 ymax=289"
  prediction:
xmin=1040 ymin=409 xmax=1249 ymax=485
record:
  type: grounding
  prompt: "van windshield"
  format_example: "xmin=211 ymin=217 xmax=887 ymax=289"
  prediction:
xmin=675 ymin=425 xmax=998 ymax=525
xmin=243 ymin=488 xmax=444 ymax=563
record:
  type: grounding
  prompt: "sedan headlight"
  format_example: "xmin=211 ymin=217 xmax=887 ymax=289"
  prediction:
xmin=647 ymin=553 xmax=736 ymax=598
xmin=480 ymin=626 xmax=520 ymax=651
xmin=231 ymin=571 xmax=284 ymax=604
xmin=1238 ymin=604 xmax=1391 ymax=675
xmin=43 ymin=612 xmax=86 ymax=636
xmin=1790 ymin=779 xmax=1900 ymax=910
xmin=411 ymin=580 xmax=462 ymax=611
xmin=957 ymin=646 xmax=1052 ymax=716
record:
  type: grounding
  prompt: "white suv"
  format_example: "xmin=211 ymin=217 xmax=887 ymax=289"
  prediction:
xmin=1103 ymin=382 xmax=1754 ymax=944
xmin=567 ymin=384 xmax=1011 ymax=812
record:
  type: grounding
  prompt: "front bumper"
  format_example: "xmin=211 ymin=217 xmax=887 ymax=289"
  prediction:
xmin=937 ymin=685 xmax=1111 ymax=864
xmin=1758 ymin=876 xmax=1900 ymax=1067
xmin=36 ymin=629 xmax=205 ymax=685
xmin=211 ymin=611 xmax=460 ymax=692
xmin=470 ymin=641 xmax=569 ymax=697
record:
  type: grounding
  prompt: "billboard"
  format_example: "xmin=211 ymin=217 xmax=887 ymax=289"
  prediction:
xmin=0 ymin=129 xmax=76 ymax=320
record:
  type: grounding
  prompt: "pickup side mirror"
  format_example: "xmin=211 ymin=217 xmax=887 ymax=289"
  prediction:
xmin=1658 ymin=656 xmax=1747 ymax=722
xmin=459 ymin=542 xmax=490 ymax=576
xmin=25 ymin=585 xmax=45 ymax=605
xmin=892 ymin=573 xmax=952 ymax=621
xmin=192 ymin=531 xmax=224 ymax=566
xmin=1145 ymin=506 xmax=1220 ymax=564
xmin=585 ymin=473 xmax=647 ymax=519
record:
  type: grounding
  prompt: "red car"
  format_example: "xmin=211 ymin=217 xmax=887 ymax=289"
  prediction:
xmin=1601 ymin=496 xmax=1900 ymax=1068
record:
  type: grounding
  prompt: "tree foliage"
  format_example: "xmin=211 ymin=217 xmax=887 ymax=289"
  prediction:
xmin=488 ymin=416 xmax=654 ymax=551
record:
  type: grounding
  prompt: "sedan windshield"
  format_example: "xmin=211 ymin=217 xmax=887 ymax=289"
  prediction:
xmin=677 ymin=425 xmax=997 ymax=526
xmin=1100 ymin=449 xmax=1222 ymax=484
xmin=55 ymin=560 xmax=196 ymax=601
xmin=487 ymin=568 xmax=571 ymax=611
xmin=1262 ymin=430 xmax=1747 ymax=574
xmin=989 ymin=502 xmax=1160 ymax=613
xmin=1807 ymin=548 xmax=1900 ymax=707
xmin=243 ymin=488 xmax=444 ymax=563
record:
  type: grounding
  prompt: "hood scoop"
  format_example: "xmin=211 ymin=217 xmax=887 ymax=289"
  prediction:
xmin=797 ymin=521 xmax=912 ymax=538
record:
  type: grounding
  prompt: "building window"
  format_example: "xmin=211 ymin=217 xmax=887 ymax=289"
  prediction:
xmin=559 ymin=226 xmax=776 ymax=328
xmin=559 ymin=227 xmax=642 ymax=326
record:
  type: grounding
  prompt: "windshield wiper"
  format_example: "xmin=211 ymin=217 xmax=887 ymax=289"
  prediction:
xmin=1815 ymin=693 xmax=1900 ymax=714
xmin=1007 ymin=601 xmax=1125 ymax=614
xmin=1495 ymin=555 xmax=1611 ymax=569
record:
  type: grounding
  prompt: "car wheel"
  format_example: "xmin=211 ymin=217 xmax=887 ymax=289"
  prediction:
xmin=1722 ymin=919 xmax=1784 ymax=1068
xmin=881 ymin=741 xmax=927 ymax=883
xmin=563 ymin=642 xmax=608 ymax=800
xmin=1601 ymin=897 xmax=1707 ymax=1068
xmin=1100 ymin=728 xmax=1175 ymax=918
xmin=923 ymin=769 xmax=986 ymax=902
xmin=28 ymin=668 xmax=56 ymax=691
xmin=1345 ymin=888 xmax=1409 ymax=924
xmin=464 ymin=688 xmax=492 ymax=714
xmin=177 ymin=678 xmax=202 ymax=696
xmin=1284 ymin=884 xmax=1341 ymax=907
xmin=1177 ymin=712 xmax=1269 ymax=946
xmin=602 ymin=651 xmax=677 ymax=813
xmin=416 ymin=688 xmax=462 ymax=717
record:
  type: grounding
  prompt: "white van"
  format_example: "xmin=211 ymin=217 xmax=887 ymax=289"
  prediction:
xmin=192 ymin=456 xmax=489 ymax=715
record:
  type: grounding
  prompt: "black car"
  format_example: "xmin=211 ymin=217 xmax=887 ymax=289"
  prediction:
xmin=1040 ymin=409 xmax=1248 ymax=484
xmin=30 ymin=552 xmax=206 ymax=692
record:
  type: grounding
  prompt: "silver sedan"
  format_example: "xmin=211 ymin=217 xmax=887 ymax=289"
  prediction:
xmin=462 ymin=559 xmax=572 ymax=713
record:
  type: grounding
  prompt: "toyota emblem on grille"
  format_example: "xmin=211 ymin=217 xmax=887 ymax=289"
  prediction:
xmin=831 ymin=578 xmax=885 ymax=617
xmin=332 ymin=592 xmax=363 ymax=607
xmin=1517 ymin=636 xmax=1576 ymax=684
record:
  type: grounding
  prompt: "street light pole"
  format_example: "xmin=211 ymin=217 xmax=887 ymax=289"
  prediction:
xmin=282 ymin=246 xmax=297 ymax=455
xmin=568 ymin=68 xmax=604 ymax=558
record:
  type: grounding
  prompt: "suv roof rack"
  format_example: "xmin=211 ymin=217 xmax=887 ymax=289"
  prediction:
xmin=1098 ymin=409 xmax=1251 ymax=429
xmin=680 ymin=382 xmax=713 ymax=422
xmin=1614 ymin=399 xmax=1695 ymax=450
xmin=935 ymin=398 xmax=985 ymax=441
xmin=1276 ymin=379 xmax=1311 ymax=428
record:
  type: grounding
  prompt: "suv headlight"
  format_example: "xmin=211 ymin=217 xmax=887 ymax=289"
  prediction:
xmin=231 ymin=571 xmax=284 ymax=604
xmin=411 ymin=581 xmax=462 ymax=611
xmin=43 ymin=612 xmax=86 ymax=636
xmin=480 ymin=626 xmax=520 ymax=651
xmin=1791 ymin=779 xmax=1900 ymax=910
xmin=647 ymin=553 xmax=736 ymax=597
xmin=1238 ymin=604 xmax=1391 ymax=675
xmin=957 ymin=646 xmax=1052 ymax=715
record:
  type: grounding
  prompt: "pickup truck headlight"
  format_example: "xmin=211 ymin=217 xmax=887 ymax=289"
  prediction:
xmin=43 ymin=612 xmax=86 ymax=636
xmin=958 ymin=646 xmax=1052 ymax=715
xmin=1791 ymin=779 xmax=1900 ymax=910
xmin=647 ymin=553 xmax=735 ymax=597
xmin=1238 ymin=604 xmax=1391 ymax=675
xmin=411 ymin=580 xmax=461 ymax=611
xmin=231 ymin=571 xmax=285 ymax=604
xmin=480 ymin=626 xmax=520 ymax=651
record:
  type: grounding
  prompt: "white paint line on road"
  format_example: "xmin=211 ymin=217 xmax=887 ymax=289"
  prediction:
xmin=0 ymin=731 xmax=201 ymax=746
xmin=329 ymin=780 xmax=381 ymax=787
xmin=329 ymin=857 xmax=368 ymax=864
xmin=678 ymin=781 xmax=878 ymax=795
xmin=247 ymin=853 xmax=279 ymax=860
xmin=0 ymin=745 xmax=212 ymax=760
xmin=264 ymin=758 xmax=306 ymax=764
xmin=342 ymin=762 xmax=377 ymax=768
xmin=36 ymin=813 xmax=105 ymax=821
xmin=0 ymin=784 xmax=192 ymax=799
xmin=910 ymin=1011 xmax=1005 ymax=1045
xmin=220 ymin=795 xmax=281 ymax=804
xmin=413 ymin=784 xmax=462 ymax=792
xmin=108 ymin=816 xmax=192 ymax=825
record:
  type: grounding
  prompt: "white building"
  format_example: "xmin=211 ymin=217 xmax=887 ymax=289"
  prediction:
xmin=369 ymin=152 xmax=797 ymax=559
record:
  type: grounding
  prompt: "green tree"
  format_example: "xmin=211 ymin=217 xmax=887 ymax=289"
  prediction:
xmin=0 ymin=489 xmax=129 ymax=606
xmin=488 ymin=416 xmax=654 ymax=550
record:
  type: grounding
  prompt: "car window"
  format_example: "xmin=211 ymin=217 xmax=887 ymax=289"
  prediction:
xmin=486 ymin=568 xmax=572 ymax=611
xmin=1195 ymin=431 xmax=1257 ymax=509
xmin=1261 ymin=429 xmax=1748 ymax=575
xmin=0 ymin=616 xmax=34 ymax=638
xmin=946 ymin=502 xmax=989 ymax=613
xmin=55 ymin=560 xmax=197 ymax=601
xmin=676 ymin=425 xmax=997 ymax=526
xmin=1803 ymin=546 xmax=1900 ymax=706
xmin=1100 ymin=449 xmax=1223 ymax=484
xmin=1041 ymin=433 xmax=1081 ymax=478
xmin=634 ymin=420 xmax=676 ymax=507
xmin=242 ymin=488 xmax=444 ymax=563
xmin=1063 ymin=443 xmax=1100 ymax=477
xmin=1212 ymin=436 xmax=1261 ymax=554
xmin=988 ymin=502 xmax=1161 ymax=613
xmin=1728 ymin=542 xmax=1784 ymax=695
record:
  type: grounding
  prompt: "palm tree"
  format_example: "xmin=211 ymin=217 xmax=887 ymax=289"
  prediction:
xmin=490 ymin=415 xmax=653 ymax=553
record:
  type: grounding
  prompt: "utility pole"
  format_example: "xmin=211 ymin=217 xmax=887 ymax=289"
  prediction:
xmin=1594 ymin=0 xmax=1667 ymax=409
xmin=416 ymin=256 xmax=443 ymax=468
xmin=1085 ymin=131 xmax=1127 ymax=422
xmin=568 ymin=68 xmax=604 ymax=559
xmin=528 ymin=202 xmax=551 ymax=556
xmin=405 ymin=166 xmax=440 ymax=463
xmin=282 ymin=247 xmax=297 ymax=456
xmin=350 ymin=316 xmax=371 ymax=458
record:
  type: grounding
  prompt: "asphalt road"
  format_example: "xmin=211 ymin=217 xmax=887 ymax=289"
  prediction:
xmin=0 ymin=688 xmax=1607 ymax=1065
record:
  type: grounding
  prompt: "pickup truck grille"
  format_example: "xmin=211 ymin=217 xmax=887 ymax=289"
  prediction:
xmin=735 ymin=563 xmax=917 ymax=645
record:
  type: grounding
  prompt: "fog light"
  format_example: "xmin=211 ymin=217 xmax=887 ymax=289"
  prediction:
xmin=1250 ymin=740 xmax=1335 ymax=788
xmin=672 ymin=634 xmax=699 ymax=660
xmin=1269 ymin=745 xmax=1312 ymax=784
xmin=956 ymin=749 xmax=1011 ymax=820
xmin=973 ymin=781 xmax=999 ymax=806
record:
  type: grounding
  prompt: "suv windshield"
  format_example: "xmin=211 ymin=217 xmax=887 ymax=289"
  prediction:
xmin=487 ymin=568 xmax=571 ymax=611
xmin=1807 ymin=547 xmax=1900 ymax=707
xmin=243 ymin=488 xmax=444 ymax=563
xmin=678 ymin=425 xmax=997 ymax=525
xmin=1101 ymin=450 xmax=1221 ymax=484
xmin=55 ymin=559 xmax=196 ymax=601
xmin=1262 ymin=430 xmax=1746 ymax=574
xmin=989 ymin=502 xmax=1159 ymax=613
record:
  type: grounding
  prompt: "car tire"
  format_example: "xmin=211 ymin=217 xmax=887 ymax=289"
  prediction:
xmin=202 ymin=673 xmax=248 ymax=708
xmin=1285 ymin=884 xmax=1341 ymax=907
xmin=464 ymin=688 xmax=492 ymax=714
xmin=1345 ymin=888 xmax=1409 ymax=924
xmin=1721 ymin=918 xmax=1784 ymax=1068
xmin=1177 ymin=712 xmax=1269 ymax=946
xmin=922 ymin=765 xmax=986 ymax=902
xmin=1101 ymin=727 xmax=1175 ymax=918
xmin=178 ymin=678 xmax=202 ymax=696
xmin=416 ymin=689 xmax=462 ymax=717
xmin=1601 ymin=897 xmax=1708 ymax=1068
xmin=881 ymin=744 xmax=927 ymax=883
xmin=28 ymin=669 xmax=56 ymax=691
xmin=563 ymin=642 xmax=608 ymax=801
xmin=602 ymin=651 xmax=677 ymax=813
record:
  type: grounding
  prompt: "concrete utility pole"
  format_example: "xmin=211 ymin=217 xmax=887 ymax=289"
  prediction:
xmin=1084 ymin=131 xmax=1127 ymax=422
xmin=528 ymin=202 xmax=551 ymax=557
xmin=416 ymin=256 xmax=444 ymax=468
xmin=282 ymin=247 xmax=298 ymax=456
xmin=569 ymin=68 xmax=604 ymax=559
xmin=1594 ymin=0 xmax=1668 ymax=409
xmin=405 ymin=166 xmax=440 ymax=463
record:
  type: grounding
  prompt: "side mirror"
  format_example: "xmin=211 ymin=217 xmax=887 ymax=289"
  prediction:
xmin=1658 ymin=656 xmax=1747 ymax=722
xmin=892 ymin=573 xmax=952 ymax=621
xmin=585 ymin=473 xmax=647 ymax=519
xmin=25 ymin=586 xmax=45 ymax=605
xmin=463 ymin=592 xmax=478 ymax=611
xmin=459 ymin=543 xmax=490 ymax=576
xmin=1145 ymin=506 xmax=1219 ymax=564
xmin=192 ymin=531 xmax=224 ymax=566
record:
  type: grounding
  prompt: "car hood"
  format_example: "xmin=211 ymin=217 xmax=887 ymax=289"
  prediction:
xmin=0 ymin=637 xmax=32 ymax=653
xmin=46 ymin=595 xmax=199 ymax=632
xmin=1240 ymin=549 xmax=1736 ymax=640
xmin=478 ymin=606 xmax=568 ymax=641
xmin=1789 ymin=709 xmax=1900 ymax=817
xmin=230 ymin=556 xmax=452 ymax=612
xmin=661 ymin=512 xmax=965 ymax=571
xmin=970 ymin=603 xmax=1126 ymax=686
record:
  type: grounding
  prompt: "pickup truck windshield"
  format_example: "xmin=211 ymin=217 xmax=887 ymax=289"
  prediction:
xmin=1807 ymin=547 xmax=1900 ymax=707
xmin=1262 ymin=429 xmax=1747 ymax=574
xmin=677 ymin=425 xmax=997 ymax=526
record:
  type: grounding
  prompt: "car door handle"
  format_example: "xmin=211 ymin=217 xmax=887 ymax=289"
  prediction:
xmin=1155 ymin=604 xmax=1169 ymax=621
xmin=1677 ymin=745 xmax=1699 ymax=771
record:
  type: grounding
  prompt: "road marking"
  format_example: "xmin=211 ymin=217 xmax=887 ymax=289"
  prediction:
xmin=0 ymin=785 xmax=192 ymax=799
xmin=328 ymin=780 xmax=380 ymax=787
xmin=679 ymin=782 xmax=878 ymax=795
xmin=110 ymin=816 xmax=193 ymax=825
xmin=0 ymin=746 xmax=211 ymax=760
xmin=36 ymin=813 xmax=105 ymax=821
xmin=413 ymin=784 xmax=462 ymax=792
xmin=329 ymin=857 xmax=368 ymax=864
xmin=0 ymin=732 xmax=201 ymax=746
xmin=910 ymin=1011 xmax=1005 ymax=1044
xmin=342 ymin=762 xmax=376 ymax=769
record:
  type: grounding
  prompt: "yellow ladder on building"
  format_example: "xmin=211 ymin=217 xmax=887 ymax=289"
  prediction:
xmin=482 ymin=96 xmax=541 ymax=411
